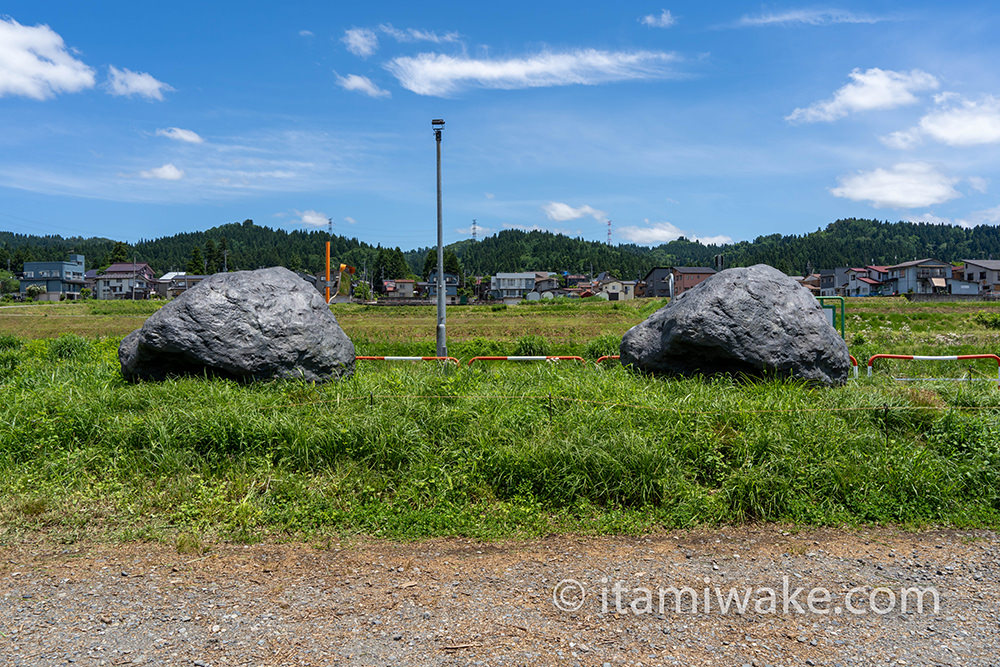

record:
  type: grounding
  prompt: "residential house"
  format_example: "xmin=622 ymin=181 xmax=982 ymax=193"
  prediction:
xmin=534 ymin=274 xmax=560 ymax=292
xmin=154 ymin=271 xmax=186 ymax=298
xmin=866 ymin=265 xmax=890 ymax=283
xmin=490 ymin=272 xmax=536 ymax=303
xmin=392 ymin=279 xmax=415 ymax=298
xmin=845 ymin=267 xmax=884 ymax=296
xmin=962 ymin=259 xmax=1000 ymax=294
xmin=381 ymin=279 xmax=416 ymax=299
xmin=164 ymin=274 xmax=207 ymax=299
xmin=19 ymin=254 xmax=86 ymax=301
xmin=427 ymin=270 xmax=459 ymax=304
xmin=640 ymin=267 xmax=673 ymax=298
xmin=598 ymin=279 xmax=636 ymax=301
xmin=885 ymin=258 xmax=950 ymax=295
xmin=819 ymin=268 xmax=850 ymax=296
xmin=565 ymin=274 xmax=588 ymax=286
xmin=796 ymin=274 xmax=821 ymax=295
xmin=671 ymin=266 xmax=716 ymax=296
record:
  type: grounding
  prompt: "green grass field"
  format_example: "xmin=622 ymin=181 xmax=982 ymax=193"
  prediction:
xmin=3 ymin=296 xmax=1000 ymax=545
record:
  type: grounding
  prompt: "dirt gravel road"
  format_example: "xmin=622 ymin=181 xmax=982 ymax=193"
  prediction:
xmin=1 ymin=527 xmax=998 ymax=666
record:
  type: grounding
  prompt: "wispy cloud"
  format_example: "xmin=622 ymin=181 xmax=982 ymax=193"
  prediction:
xmin=386 ymin=49 xmax=681 ymax=96
xmin=736 ymin=9 xmax=886 ymax=27
xmin=786 ymin=67 xmax=937 ymax=123
xmin=336 ymin=74 xmax=391 ymax=98
xmin=0 ymin=17 xmax=95 ymax=99
xmin=378 ymin=24 xmax=460 ymax=44
xmin=618 ymin=219 xmax=731 ymax=245
xmin=156 ymin=127 xmax=204 ymax=144
xmin=298 ymin=30 xmax=314 ymax=37
xmin=830 ymin=162 xmax=960 ymax=208
xmin=879 ymin=128 xmax=922 ymax=149
xmin=640 ymin=10 xmax=676 ymax=28
xmin=456 ymin=223 xmax=494 ymax=235
xmin=0 ymin=128 xmax=395 ymax=204
xmin=107 ymin=65 xmax=173 ymax=100
xmin=542 ymin=201 xmax=606 ymax=222
xmin=342 ymin=28 xmax=378 ymax=57
xmin=139 ymin=163 xmax=184 ymax=180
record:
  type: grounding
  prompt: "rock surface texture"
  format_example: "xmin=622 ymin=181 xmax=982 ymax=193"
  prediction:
xmin=620 ymin=264 xmax=850 ymax=385
xmin=119 ymin=267 xmax=354 ymax=382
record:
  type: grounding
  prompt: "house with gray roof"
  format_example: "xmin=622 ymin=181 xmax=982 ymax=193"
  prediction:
xmin=962 ymin=260 xmax=1000 ymax=294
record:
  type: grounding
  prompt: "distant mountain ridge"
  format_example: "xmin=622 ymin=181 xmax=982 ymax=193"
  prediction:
xmin=2 ymin=217 xmax=999 ymax=280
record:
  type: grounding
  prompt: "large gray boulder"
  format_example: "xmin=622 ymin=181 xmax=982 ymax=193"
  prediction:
xmin=119 ymin=267 xmax=354 ymax=382
xmin=621 ymin=264 xmax=849 ymax=385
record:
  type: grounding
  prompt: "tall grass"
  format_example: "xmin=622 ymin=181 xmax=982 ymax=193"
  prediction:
xmin=2 ymin=333 xmax=1000 ymax=543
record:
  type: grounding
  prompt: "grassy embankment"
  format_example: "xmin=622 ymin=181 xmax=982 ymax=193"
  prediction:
xmin=2 ymin=297 xmax=1000 ymax=545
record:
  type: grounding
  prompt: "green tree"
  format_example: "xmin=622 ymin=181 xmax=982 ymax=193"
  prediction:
xmin=422 ymin=249 xmax=462 ymax=281
xmin=110 ymin=241 xmax=129 ymax=264
xmin=204 ymin=239 xmax=220 ymax=274
xmin=25 ymin=284 xmax=45 ymax=300
xmin=187 ymin=246 xmax=205 ymax=274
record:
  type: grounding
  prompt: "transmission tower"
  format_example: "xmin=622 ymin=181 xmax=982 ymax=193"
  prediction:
xmin=607 ymin=219 xmax=612 ymax=245
xmin=472 ymin=218 xmax=477 ymax=242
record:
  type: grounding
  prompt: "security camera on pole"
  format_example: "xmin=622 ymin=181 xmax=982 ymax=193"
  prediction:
xmin=432 ymin=118 xmax=447 ymax=357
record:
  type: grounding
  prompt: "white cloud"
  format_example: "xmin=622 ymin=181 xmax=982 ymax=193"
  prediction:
xmin=299 ymin=30 xmax=314 ymax=37
xmin=879 ymin=128 xmax=922 ymax=149
xmin=908 ymin=206 xmax=1000 ymax=229
xmin=342 ymin=28 xmax=378 ymax=57
xmin=737 ymin=9 xmax=885 ymax=27
xmin=0 ymin=17 xmax=95 ymax=99
xmin=139 ymin=163 xmax=184 ymax=180
xmin=918 ymin=96 xmax=1000 ymax=146
xmin=484 ymin=192 xmax=495 ymax=199
xmin=343 ymin=216 xmax=356 ymax=224
xmin=386 ymin=49 xmax=680 ymax=96
xmin=786 ymin=68 xmax=938 ymax=123
xmin=336 ymin=73 xmax=390 ymax=98
xmin=617 ymin=219 xmax=731 ymax=245
xmin=641 ymin=10 xmax=676 ymax=28
xmin=830 ymin=162 xmax=960 ymax=209
xmin=107 ymin=65 xmax=173 ymax=100
xmin=155 ymin=127 xmax=204 ymax=144
xmin=292 ymin=209 xmax=329 ymax=227
xmin=969 ymin=176 xmax=989 ymax=194
xmin=378 ymin=24 xmax=460 ymax=44
xmin=542 ymin=201 xmax=606 ymax=222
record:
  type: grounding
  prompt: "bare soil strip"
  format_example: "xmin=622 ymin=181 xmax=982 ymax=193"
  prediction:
xmin=1 ymin=527 xmax=997 ymax=666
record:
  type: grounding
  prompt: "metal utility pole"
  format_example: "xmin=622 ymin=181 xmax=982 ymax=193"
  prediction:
xmin=132 ymin=254 xmax=136 ymax=300
xmin=433 ymin=118 xmax=447 ymax=357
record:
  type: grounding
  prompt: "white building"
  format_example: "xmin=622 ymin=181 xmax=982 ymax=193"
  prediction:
xmin=491 ymin=272 xmax=536 ymax=304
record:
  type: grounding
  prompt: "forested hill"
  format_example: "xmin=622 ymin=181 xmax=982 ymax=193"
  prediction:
xmin=2 ymin=217 xmax=1000 ymax=279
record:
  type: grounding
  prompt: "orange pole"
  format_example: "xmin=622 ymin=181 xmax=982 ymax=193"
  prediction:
xmin=325 ymin=241 xmax=331 ymax=303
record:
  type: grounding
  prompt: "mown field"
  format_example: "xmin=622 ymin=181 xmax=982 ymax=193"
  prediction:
xmin=3 ymin=296 xmax=1000 ymax=545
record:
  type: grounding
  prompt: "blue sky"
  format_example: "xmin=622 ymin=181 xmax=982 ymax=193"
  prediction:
xmin=1 ymin=2 xmax=999 ymax=248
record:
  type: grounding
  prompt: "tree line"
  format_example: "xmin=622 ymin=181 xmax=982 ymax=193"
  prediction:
xmin=3 ymin=218 xmax=1000 ymax=287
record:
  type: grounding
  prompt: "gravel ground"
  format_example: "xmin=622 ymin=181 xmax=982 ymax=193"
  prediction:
xmin=1 ymin=527 xmax=998 ymax=666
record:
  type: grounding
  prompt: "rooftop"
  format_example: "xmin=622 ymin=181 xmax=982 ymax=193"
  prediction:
xmin=962 ymin=259 xmax=1000 ymax=271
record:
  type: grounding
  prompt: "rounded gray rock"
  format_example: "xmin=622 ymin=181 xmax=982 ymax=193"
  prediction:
xmin=119 ymin=266 xmax=355 ymax=382
xmin=620 ymin=264 xmax=850 ymax=386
